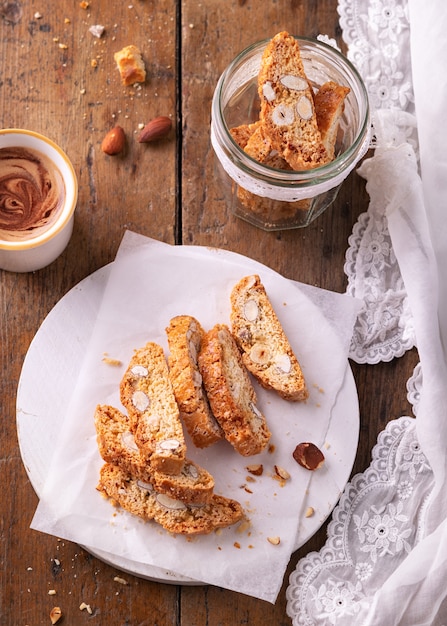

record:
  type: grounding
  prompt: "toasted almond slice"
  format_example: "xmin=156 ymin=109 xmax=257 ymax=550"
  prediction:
xmin=246 ymin=463 xmax=264 ymax=476
xmin=262 ymin=81 xmax=276 ymax=101
xmin=273 ymin=353 xmax=291 ymax=374
xmin=132 ymin=390 xmax=150 ymax=412
xmin=274 ymin=465 xmax=291 ymax=481
xmin=280 ymin=74 xmax=308 ymax=91
xmin=296 ymin=95 xmax=313 ymax=120
xmin=156 ymin=493 xmax=187 ymax=510
xmin=243 ymin=299 xmax=259 ymax=322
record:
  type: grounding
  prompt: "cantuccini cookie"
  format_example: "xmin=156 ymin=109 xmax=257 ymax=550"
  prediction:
xmin=97 ymin=463 xmax=244 ymax=535
xmin=258 ymin=31 xmax=329 ymax=170
xmin=230 ymin=32 xmax=350 ymax=177
xmin=94 ymin=404 xmax=215 ymax=504
xmin=120 ymin=342 xmax=186 ymax=475
xmin=229 ymin=121 xmax=262 ymax=150
xmin=166 ymin=315 xmax=224 ymax=448
xmin=314 ymin=80 xmax=350 ymax=161
xmin=198 ymin=324 xmax=271 ymax=456
xmin=230 ymin=275 xmax=308 ymax=401
xmin=243 ymin=123 xmax=274 ymax=164
xmin=230 ymin=123 xmax=311 ymax=219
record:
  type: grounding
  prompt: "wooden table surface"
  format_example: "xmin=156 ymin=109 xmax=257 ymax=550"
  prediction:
xmin=0 ymin=1 xmax=418 ymax=624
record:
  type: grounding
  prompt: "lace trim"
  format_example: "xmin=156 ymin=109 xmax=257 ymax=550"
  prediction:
xmin=344 ymin=207 xmax=415 ymax=364
xmin=406 ymin=362 xmax=422 ymax=416
xmin=338 ymin=0 xmax=413 ymax=114
xmin=286 ymin=413 xmax=434 ymax=625
xmin=286 ymin=2 xmax=436 ymax=622
xmin=338 ymin=0 xmax=416 ymax=364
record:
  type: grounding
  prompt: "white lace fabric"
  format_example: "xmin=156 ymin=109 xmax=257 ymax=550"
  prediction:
xmin=287 ymin=414 xmax=434 ymax=625
xmin=340 ymin=0 xmax=416 ymax=364
xmin=287 ymin=0 xmax=447 ymax=624
xmin=346 ymin=109 xmax=418 ymax=363
xmin=286 ymin=361 xmax=437 ymax=626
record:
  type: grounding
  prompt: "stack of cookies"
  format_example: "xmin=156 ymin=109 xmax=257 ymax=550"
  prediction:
xmin=95 ymin=274 xmax=308 ymax=535
xmin=230 ymin=31 xmax=350 ymax=219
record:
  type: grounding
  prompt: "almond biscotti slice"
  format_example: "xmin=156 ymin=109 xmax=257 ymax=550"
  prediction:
xmin=230 ymin=275 xmax=308 ymax=401
xmin=94 ymin=404 xmax=214 ymax=504
xmin=97 ymin=463 xmax=244 ymax=535
xmin=198 ymin=324 xmax=271 ymax=456
xmin=258 ymin=31 xmax=330 ymax=170
xmin=120 ymin=342 xmax=186 ymax=475
xmin=242 ymin=123 xmax=274 ymax=164
xmin=314 ymin=81 xmax=350 ymax=161
xmin=166 ymin=315 xmax=224 ymax=448
xmin=229 ymin=120 xmax=262 ymax=150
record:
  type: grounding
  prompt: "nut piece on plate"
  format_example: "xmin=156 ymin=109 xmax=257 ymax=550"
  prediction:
xmin=138 ymin=116 xmax=172 ymax=143
xmin=305 ymin=506 xmax=315 ymax=518
xmin=274 ymin=465 xmax=291 ymax=481
xmin=114 ymin=44 xmax=146 ymax=86
xmin=245 ymin=463 xmax=263 ymax=476
xmin=267 ymin=535 xmax=281 ymax=545
xmin=293 ymin=442 xmax=325 ymax=470
xmin=101 ymin=126 xmax=126 ymax=155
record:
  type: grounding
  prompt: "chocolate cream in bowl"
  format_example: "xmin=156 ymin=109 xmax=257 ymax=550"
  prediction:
xmin=0 ymin=147 xmax=65 ymax=242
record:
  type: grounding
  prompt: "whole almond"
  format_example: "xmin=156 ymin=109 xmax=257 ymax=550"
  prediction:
xmin=138 ymin=116 xmax=172 ymax=143
xmin=101 ymin=126 xmax=126 ymax=155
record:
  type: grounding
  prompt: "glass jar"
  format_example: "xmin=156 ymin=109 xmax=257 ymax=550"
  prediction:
xmin=211 ymin=36 xmax=371 ymax=230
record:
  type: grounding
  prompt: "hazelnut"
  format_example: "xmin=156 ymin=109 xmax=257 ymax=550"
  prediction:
xmin=271 ymin=103 xmax=294 ymax=126
xmin=293 ymin=442 xmax=325 ymax=470
xmin=249 ymin=343 xmax=270 ymax=365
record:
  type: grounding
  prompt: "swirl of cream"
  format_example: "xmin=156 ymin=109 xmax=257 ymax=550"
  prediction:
xmin=0 ymin=147 xmax=65 ymax=242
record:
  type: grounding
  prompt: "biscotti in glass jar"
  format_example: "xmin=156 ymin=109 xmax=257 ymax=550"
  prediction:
xmin=211 ymin=35 xmax=370 ymax=231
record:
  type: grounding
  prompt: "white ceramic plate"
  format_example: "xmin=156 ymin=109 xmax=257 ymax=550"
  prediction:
xmin=17 ymin=256 xmax=359 ymax=585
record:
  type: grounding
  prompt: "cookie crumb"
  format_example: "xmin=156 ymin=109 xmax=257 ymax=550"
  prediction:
xmin=267 ymin=536 xmax=280 ymax=545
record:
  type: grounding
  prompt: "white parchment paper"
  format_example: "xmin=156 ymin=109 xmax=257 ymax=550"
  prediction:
xmin=31 ymin=232 xmax=361 ymax=603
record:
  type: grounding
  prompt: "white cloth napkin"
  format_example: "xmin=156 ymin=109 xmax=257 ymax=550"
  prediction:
xmin=286 ymin=1 xmax=447 ymax=622
xmin=361 ymin=0 xmax=447 ymax=622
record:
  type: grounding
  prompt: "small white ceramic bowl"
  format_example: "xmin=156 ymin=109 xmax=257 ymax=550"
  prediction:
xmin=0 ymin=129 xmax=78 ymax=272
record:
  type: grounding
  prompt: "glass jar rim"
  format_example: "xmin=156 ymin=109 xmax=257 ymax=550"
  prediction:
xmin=211 ymin=35 xmax=371 ymax=193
